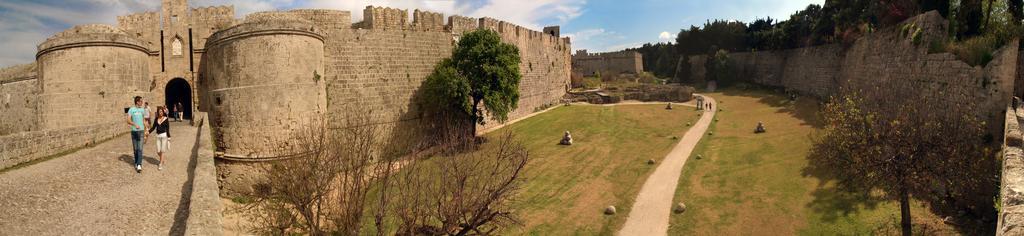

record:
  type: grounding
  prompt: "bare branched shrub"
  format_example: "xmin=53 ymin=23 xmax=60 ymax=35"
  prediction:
xmin=245 ymin=117 xmax=339 ymax=235
xmin=394 ymin=130 xmax=530 ymax=235
xmin=332 ymin=112 xmax=386 ymax=235
xmin=240 ymin=111 xmax=529 ymax=235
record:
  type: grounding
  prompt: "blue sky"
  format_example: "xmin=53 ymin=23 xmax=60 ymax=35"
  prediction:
xmin=0 ymin=0 xmax=823 ymax=67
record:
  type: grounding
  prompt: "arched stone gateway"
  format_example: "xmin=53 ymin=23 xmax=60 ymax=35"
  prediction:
xmin=165 ymin=78 xmax=192 ymax=120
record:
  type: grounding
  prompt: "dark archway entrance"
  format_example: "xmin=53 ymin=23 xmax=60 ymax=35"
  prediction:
xmin=165 ymin=78 xmax=193 ymax=120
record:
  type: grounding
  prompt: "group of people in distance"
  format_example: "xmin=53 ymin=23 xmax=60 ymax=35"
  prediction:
xmin=125 ymin=96 xmax=184 ymax=173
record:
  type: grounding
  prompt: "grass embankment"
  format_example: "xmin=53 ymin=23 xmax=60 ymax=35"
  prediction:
xmin=668 ymin=89 xmax=955 ymax=235
xmin=489 ymin=103 xmax=699 ymax=235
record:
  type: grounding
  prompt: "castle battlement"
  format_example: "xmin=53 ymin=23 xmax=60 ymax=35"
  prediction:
xmin=412 ymin=9 xmax=445 ymax=31
xmin=190 ymin=5 xmax=233 ymax=17
xmin=116 ymin=12 xmax=159 ymax=32
xmin=448 ymin=15 xmax=478 ymax=34
xmin=359 ymin=6 xmax=408 ymax=30
xmin=1 ymin=1 xmax=573 ymax=190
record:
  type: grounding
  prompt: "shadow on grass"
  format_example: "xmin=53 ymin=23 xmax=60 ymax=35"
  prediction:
xmin=800 ymin=158 xmax=886 ymax=223
xmin=694 ymin=84 xmax=998 ymax=235
xmin=716 ymin=86 xmax=823 ymax=129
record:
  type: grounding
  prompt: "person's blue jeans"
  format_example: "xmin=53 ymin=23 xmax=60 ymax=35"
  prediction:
xmin=131 ymin=131 xmax=144 ymax=166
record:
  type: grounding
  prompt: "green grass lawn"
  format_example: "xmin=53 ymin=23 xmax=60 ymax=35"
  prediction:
xmin=484 ymin=103 xmax=700 ymax=235
xmin=668 ymin=88 xmax=956 ymax=235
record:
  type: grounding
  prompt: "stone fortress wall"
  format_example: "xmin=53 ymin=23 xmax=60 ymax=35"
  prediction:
xmin=572 ymin=50 xmax=643 ymax=77
xmin=202 ymin=7 xmax=572 ymax=195
xmin=686 ymin=11 xmax=1017 ymax=136
xmin=0 ymin=63 xmax=39 ymax=135
xmin=1000 ymin=105 xmax=1024 ymax=235
xmin=0 ymin=0 xmax=571 ymax=193
xmin=0 ymin=24 xmax=154 ymax=170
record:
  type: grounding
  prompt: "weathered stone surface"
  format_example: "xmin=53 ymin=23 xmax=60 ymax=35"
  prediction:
xmin=201 ymin=17 xmax=326 ymax=162
xmin=1000 ymin=107 xmax=1024 ymax=235
xmin=0 ymin=77 xmax=38 ymax=135
xmin=684 ymin=11 xmax=1018 ymax=137
xmin=572 ymin=50 xmax=643 ymax=77
xmin=0 ymin=1 xmax=574 ymax=199
xmin=0 ymin=121 xmax=126 ymax=170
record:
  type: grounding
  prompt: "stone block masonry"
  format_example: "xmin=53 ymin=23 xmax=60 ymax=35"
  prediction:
xmin=0 ymin=121 xmax=126 ymax=170
xmin=686 ymin=11 xmax=1017 ymax=136
xmin=572 ymin=50 xmax=643 ymax=77
xmin=0 ymin=63 xmax=39 ymax=135
xmin=194 ymin=6 xmax=570 ymax=195
xmin=1000 ymin=105 xmax=1024 ymax=236
xmin=0 ymin=0 xmax=571 ymax=197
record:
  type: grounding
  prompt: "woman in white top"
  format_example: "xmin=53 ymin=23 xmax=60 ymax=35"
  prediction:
xmin=147 ymin=106 xmax=171 ymax=170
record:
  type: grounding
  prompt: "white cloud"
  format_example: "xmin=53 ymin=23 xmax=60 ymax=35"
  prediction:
xmin=658 ymin=31 xmax=672 ymax=41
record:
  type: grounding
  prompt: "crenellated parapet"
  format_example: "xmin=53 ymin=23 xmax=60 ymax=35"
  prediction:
xmin=447 ymin=15 xmax=478 ymax=34
xmin=190 ymin=5 xmax=233 ymax=18
xmin=475 ymin=17 xmax=571 ymax=50
xmin=358 ymin=6 xmax=408 ymax=30
xmin=117 ymin=11 xmax=160 ymax=31
xmin=412 ymin=9 xmax=445 ymax=31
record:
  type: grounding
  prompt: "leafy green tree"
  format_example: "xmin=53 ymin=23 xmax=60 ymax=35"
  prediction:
xmin=810 ymin=79 xmax=998 ymax=236
xmin=959 ymin=0 xmax=985 ymax=37
xmin=676 ymin=20 xmax=749 ymax=55
xmin=626 ymin=42 xmax=678 ymax=78
xmin=424 ymin=29 xmax=521 ymax=136
xmin=423 ymin=59 xmax=472 ymax=120
xmin=1010 ymin=0 xmax=1024 ymax=24
xmin=705 ymin=49 xmax=737 ymax=86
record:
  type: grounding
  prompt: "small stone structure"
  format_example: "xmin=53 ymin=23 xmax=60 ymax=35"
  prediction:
xmin=559 ymin=131 xmax=573 ymax=145
xmin=696 ymin=96 xmax=705 ymax=110
xmin=567 ymin=84 xmax=694 ymax=104
xmin=604 ymin=205 xmax=617 ymax=215
xmin=572 ymin=50 xmax=643 ymax=77
xmin=755 ymin=122 xmax=766 ymax=133
xmin=674 ymin=202 xmax=687 ymax=214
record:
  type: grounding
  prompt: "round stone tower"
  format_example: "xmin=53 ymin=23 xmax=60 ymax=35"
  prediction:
xmin=36 ymin=24 xmax=151 ymax=130
xmin=201 ymin=16 xmax=326 ymax=195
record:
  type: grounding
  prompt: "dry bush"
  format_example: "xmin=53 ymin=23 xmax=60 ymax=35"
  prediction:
xmin=244 ymin=117 xmax=339 ymax=235
xmin=240 ymin=112 xmax=529 ymax=235
xmin=393 ymin=130 xmax=530 ymax=235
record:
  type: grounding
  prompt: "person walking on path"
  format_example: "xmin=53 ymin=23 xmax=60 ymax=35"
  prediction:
xmin=147 ymin=106 xmax=171 ymax=170
xmin=144 ymin=102 xmax=152 ymax=121
xmin=169 ymin=104 xmax=177 ymax=122
xmin=126 ymin=96 xmax=149 ymax=173
xmin=175 ymin=102 xmax=183 ymax=122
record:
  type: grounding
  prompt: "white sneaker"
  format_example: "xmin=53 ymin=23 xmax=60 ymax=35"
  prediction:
xmin=159 ymin=164 xmax=163 ymax=171
xmin=136 ymin=164 xmax=141 ymax=173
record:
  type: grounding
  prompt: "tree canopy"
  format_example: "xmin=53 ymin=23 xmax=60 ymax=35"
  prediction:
xmin=423 ymin=29 xmax=522 ymax=135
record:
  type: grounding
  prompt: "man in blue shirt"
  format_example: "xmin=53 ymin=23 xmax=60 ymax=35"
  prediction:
xmin=126 ymin=96 xmax=150 ymax=173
